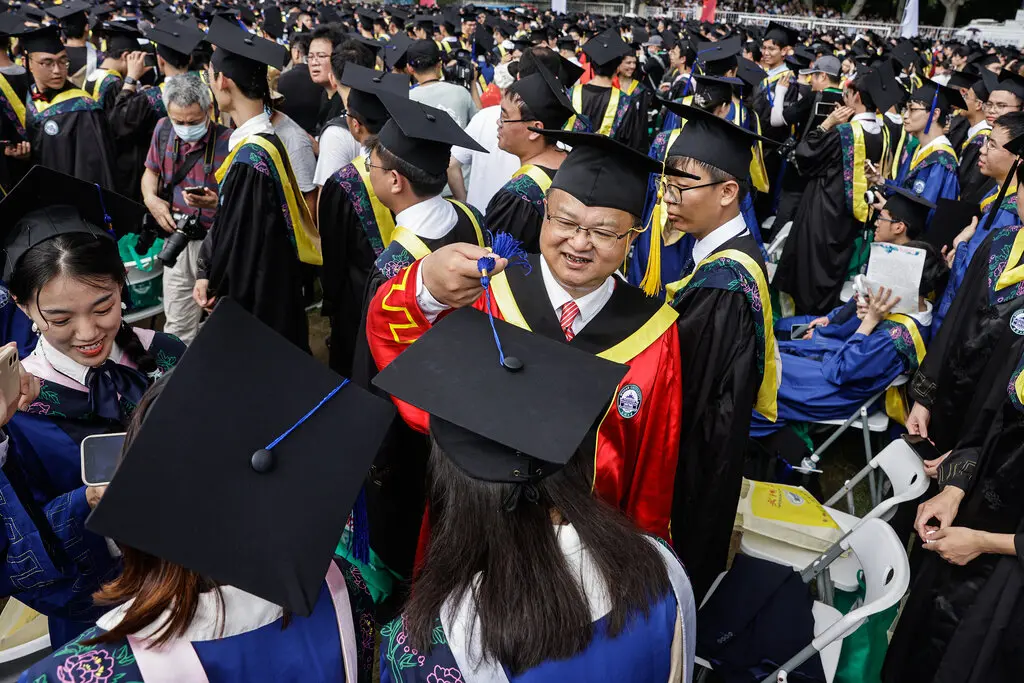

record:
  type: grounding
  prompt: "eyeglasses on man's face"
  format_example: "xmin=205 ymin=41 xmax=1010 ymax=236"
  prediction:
xmin=33 ymin=57 xmax=70 ymax=71
xmin=545 ymin=213 xmax=642 ymax=250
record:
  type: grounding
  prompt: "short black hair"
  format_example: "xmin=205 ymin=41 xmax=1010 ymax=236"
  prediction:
xmin=310 ymin=25 xmax=344 ymax=50
xmin=291 ymin=32 xmax=312 ymax=58
xmin=517 ymin=46 xmax=560 ymax=79
xmin=330 ymin=39 xmax=374 ymax=81
xmin=847 ymin=72 xmax=877 ymax=112
xmin=592 ymin=56 xmax=623 ymax=78
xmin=366 ymin=135 xmax=447 ymax=198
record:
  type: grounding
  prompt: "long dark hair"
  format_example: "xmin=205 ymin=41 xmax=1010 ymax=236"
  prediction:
xmin=8 ymin=232 xmax=157 ymax=375
xmin=403 ymin=444 xmax=672 ymax=674
xmin=84 ymin=375 xmax=225 ymax=647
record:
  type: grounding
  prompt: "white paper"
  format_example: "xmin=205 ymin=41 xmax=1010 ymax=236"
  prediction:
xmin=864 ymin=242 xmax=925 ymax=314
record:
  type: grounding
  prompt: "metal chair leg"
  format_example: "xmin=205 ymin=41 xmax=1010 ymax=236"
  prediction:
xmin=860 ymin=407 xmax=879 ymax=507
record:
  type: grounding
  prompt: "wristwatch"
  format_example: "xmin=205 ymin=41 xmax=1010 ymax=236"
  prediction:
xmin=123 ymin=76 xmax=138 ymax=87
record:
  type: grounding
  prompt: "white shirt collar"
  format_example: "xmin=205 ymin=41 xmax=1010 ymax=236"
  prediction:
xmin=691 ymin=213 xmax=747 ymax=268
xmin=909 ymin=300 xmax=933 ymax=328
xmin=37 ymin=334 xmax=122 ymax=386
xmin=967 ymin=119 xmax=992 ymax=137
xmin=884 ymin=111 xmax=903 ymax=124
xmin=96 ymin=584 xmax=284 ymax=643
xmin=228 ymin=112 xmax=273 ymax=152
xmin=852 ymin=111 xmax=881 ymax=134
xmin=917 ymin=135 xmax=951 ymax=157
xmin=395 ymin=195 xmax=458 ymax=240
xmin=766 ymin=64 xmax=790 ymax=77
xmin=539 ymin=254 xmax=615 ymax=333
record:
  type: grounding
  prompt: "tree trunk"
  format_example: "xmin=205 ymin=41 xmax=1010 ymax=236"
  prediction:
xmin=845 ymin=0 xmax=868 ymax=20
xmin=940 ymin=0 xmax=962 ymax=27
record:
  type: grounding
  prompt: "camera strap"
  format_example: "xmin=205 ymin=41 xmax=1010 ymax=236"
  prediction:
xmin=159 ymin=124 xmax=218 ymax=198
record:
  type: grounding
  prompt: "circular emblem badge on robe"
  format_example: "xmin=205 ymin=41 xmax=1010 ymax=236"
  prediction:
xmin=0 ymin=288 xmax=8 ymax=308
xmin=43 ymin=120 xmax=59 ymax=136
xmin=617 ymin=384 xmax=642 ymax=419
xmin=1011 ymin=309 xmax=1024 ymax=336
xmin=912 ymin=179 xmax=926 ymax=195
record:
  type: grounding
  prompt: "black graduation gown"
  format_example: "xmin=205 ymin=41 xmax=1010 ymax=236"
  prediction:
xmin=751 ymin=73 xmax=802 ymax=222
xmin=909 ymin=228 xmax=1024 ymax=452
xmin=0 ymin=70 xmax=31 ymax=193
xmin=482 ymin=165 xmax=555 ymax=253
xmin=351 ymin=208 xmax=484 ymax=597
xmin=883 ymin=327 xmax=1024 ymax=683
xmin=315 ymin=90 xmax=344 ymax=137
xmin=197 ymin=133 xmax=309 ymax=351
xmin=775 ymin=122 xmax=885 ymax=314
xmin=25 ymin=83 xmax=116 ymax=189
xmin=277 ymin=64 xmax=322 ymax=136
xmin=108 ymin=86 xmax=164 ymax=201
xmin=947 ymin=114 xmax=969 ymax=152
xmin=578 ymin=83 xmax=645 ymax=150
xmin=83 ymin=71 xmax=122 ymax=115
xmin=671 ymin=232 xmax=768 ymax=601
xmin=65 ymin=46 xmax=88 ymax=77
xmin=958 ymin=134 xmax=995 ymax=205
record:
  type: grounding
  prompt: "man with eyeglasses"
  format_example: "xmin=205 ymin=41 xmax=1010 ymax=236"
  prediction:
xmin=658 ymin=104 xmax=778 ymax=602
xmin=482 ymin=61 xmax=574 ymax=253
xmin=982 ymin=70 xmax=1024 ymax=127
xmin=307 ymin=25 xmax=345 ymax=136
xmin=15 ymin=25 xmax=116 ymax=189
xmin=365 ymin=130 xmax=691 ymax=551
xmin=947 ymin=70 xmax=994 ymax=204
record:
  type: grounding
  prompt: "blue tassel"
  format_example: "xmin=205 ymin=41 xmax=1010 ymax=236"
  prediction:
xmin=487 ymin=231 xmax=532 ymax=274
xmin=349 ymin=486 xmax=370 ymax=565
xmin=923 ymin=87 xmax=939 ymax=135
xmin=94 ymin=184 xmax=114 ymax=237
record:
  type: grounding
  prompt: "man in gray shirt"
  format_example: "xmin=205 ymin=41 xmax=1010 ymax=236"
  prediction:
xmin=406 ymin=39 xmax=475 ymax=128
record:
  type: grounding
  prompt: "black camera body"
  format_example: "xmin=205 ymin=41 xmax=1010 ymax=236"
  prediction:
xmin=135 ymin=212 xmax=204 ymax=267
xmin=864 ymin=184 xmax=886 ymax=206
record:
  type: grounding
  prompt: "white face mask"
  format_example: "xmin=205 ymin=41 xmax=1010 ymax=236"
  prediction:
xmin=172 ymin=120 xmax=208 ymax=143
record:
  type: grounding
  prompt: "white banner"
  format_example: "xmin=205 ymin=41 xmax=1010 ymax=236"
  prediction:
xmin=552 ymin=0 xmax=568 ymax=12
xmin=900 ymin=0 xmax=919 ymax=38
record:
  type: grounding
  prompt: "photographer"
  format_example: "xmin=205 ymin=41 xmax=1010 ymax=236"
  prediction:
xmin=141 ymin=73 xmax=230 ymax=344
xmin=406 ymin=39 xmax=475 ymax=128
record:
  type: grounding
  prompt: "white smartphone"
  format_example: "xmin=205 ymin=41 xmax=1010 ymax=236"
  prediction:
xmin=0 ymin=345 xmax=20 ymax=410
xmin=80 ymin=433 xmax=126 ymax=486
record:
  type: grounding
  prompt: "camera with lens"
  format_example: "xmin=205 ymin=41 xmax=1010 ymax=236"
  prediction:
xmin=443 ymin=50 xmax=475 ymax=89
xmin=135 ymin=214 xmax=162 ymax=257
xmin=158 ymin=212 xmax=205 ymax=268
xmin=777 ymin=136 xmax=799 ymax=163
xmin=864 ymin=184 xmax=886 ymax=206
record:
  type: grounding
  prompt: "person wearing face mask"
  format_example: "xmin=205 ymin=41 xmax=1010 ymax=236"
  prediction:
xmin=141 ymin=73 xmax=231 ymax=345
xmin=0 ymin=166 xmax=186 ymax=648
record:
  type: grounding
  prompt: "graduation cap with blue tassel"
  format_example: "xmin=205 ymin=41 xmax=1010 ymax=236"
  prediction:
xmin=912 ymin=78 xmax=967 ymax=135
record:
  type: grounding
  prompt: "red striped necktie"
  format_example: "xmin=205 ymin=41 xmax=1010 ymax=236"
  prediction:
xmin=559 ymin=301 xmax=580 ymax=342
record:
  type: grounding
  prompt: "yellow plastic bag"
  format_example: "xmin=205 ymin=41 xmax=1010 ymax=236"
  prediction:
xmin=735 ymin=479 xmax=843 ymax=553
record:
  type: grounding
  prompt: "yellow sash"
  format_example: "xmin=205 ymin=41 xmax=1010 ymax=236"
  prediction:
xmin=909 ymin=140 xmax=958 ymax=174
xmin=566 ymin=85 xmax=620 ymax=136
xmin=981 ymin=176 xmax=1017 ymax=214
xmin=960 ymin=124 xmax=991 ymax=154
xmin=640 ymin=126 xmax=685 ymax=297
xmin=390 ymin=199 xmax=484 ymax=261
xmin=995 ymin=229 xmax=1024 ymax=292
xmin=666 ymin=248 xmax=778 ymax=421
xmin=489 ymin=269 xmax=679 ymax=364
xmin=887 ymin=122 xmax=908 ymax=181
xmin=353 ymin=155 xmax=396 ymax=247
xmin=512 ymin=164 xmax=553 ymax=194
xmin=0 ymin=73 xmax=25 ymax=130
xmin=86 ymin=68 xmax=121 ymax=100
xmin=1015 ymin=363 xmax=1024 ymax=408
xmin=216 ymin=134 xmax=322 ymax=265
xmin=848 ymin=120 xmax=869 ymax=223
xmin=882 ymin=313 xmax=927 ymax=424
xmin=29 ymin=87 xmax=94 ymax=114
xmin=621 ymin=79 xmax=639 ymax=96
xmin=748 ymin=111 xmax=770 ymax=194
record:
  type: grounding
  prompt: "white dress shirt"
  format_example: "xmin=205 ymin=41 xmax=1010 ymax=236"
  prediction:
xmin=228 ymin=111 xmax=274 ymax=151
xmin=691 ymin=213 xmax=748 ymax=269
xmin=395 ymin=194 xmax=458 ymax=240
xmin=851 ymin=111 xmax=881 ymax=135
xmin=416 ymin=253 xmax=616 ymax=334
xmin=914 ymin=135 xmax=953 ymax=161
xmin=966 ymin=119 xmax=992 ymax=140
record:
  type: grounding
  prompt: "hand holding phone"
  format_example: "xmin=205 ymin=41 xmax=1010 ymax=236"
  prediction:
xmin=790 ymin=323 xmax=812 ymax=340
xmin=183 ymin=186 xmax=206 ymax=195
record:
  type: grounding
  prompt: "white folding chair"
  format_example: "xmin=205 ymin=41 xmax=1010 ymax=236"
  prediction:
xmin=767 ymin=519 xmax=910 ymax=682
xmin=741 ymin=438 xmax=928 ymax=597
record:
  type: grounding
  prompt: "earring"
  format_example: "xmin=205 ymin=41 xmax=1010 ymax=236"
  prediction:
xmin=121 ymin=302 xmax=128 ymax=311
xmin=31 ymin=322 xmax=38 ymax=334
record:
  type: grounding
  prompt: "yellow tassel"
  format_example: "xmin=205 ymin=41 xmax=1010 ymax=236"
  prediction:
xmin=640 ymin=152 xmax=671 ymax=297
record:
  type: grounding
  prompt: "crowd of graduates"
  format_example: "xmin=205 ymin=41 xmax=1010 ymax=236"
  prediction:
xmin=0 ymin=0 xmax=1021 ymax=681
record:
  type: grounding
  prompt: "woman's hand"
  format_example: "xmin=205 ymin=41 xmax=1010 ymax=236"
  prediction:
xmin=906 ymin=402 xmax=931 ymax=438
xmin=125 ymin=51 xmax=150 ymax=81
xmin=193 ymin=279 xmax=216 ymax=311
xmin=86 ymin=485 xmax=107 ymax=509
xmin=915 ymin=485 xmax=965 ymax=541
xmin=821 ymin=105 xmax=855 ymax=131
xmin=855 ymin=286 xmax=900 ymax=335
xmin=802 ymin=316 xmax=830 ymax=339
xmin=0 ymin=343 xmax=39 ymax=426
xmin=923 ymin=451 xmax=950 ymax=479
xmin=923 ymin=527 xmax=984 ymax=566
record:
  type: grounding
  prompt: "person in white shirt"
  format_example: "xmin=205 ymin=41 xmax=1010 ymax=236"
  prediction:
xmin=406 ymin=39 xmax=475 ymax=129
xmin=312 ymin=40 xmax=375 ymax=187
xmin=447 ymin=61 xmax=519 ymax=210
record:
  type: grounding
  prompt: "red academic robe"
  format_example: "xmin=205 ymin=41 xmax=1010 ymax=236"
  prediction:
xmin=366 ymin=254 xmax=682 ymax=542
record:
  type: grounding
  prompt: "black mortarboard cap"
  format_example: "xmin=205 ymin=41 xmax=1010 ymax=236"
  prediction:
xmin=581 ymin=28 xmax=631 ymax=67
xmin=695 ymin=36 xmax=741 ymax=75
xmin=19 ymin=6 xmax=48 ymax=22
xmin=373 ymin=307 xmax=627 ymax=483
xmin=207 ymin=15 xmax=286 ymax=87
xmin=262 ymin=9 xmax=284 ymax=40
xmin=508 ymin=61 xmax=576 ymax=131
xmin=764 ymin=21 xmax=797 ymax=48
xmin=891 ymin=40 xmax=920 ymax=70
xmin=414 ymin=14 xmax=434 ymax=30
xmin=535 ymin=129 xmax=696 ymax=218
xmin=18 ymin=24 xmax=64 ymax=54
xmin=692 ymin=74 xmax=742 ymax=108
xmin=946 ymin=70 xmax=980 ymax=91
xmin=342 ymin=64 xmax=409 ymax=130
xmin=665 ymin=102 xmax=779 ymax=179
xmin=102 ymin=21 xmax=144 ymax=55
xmin=0 ymin=13 xmax=29 ymax=39
xmin=87 ymin=299 xmax=396 ymax=616
xmin=993 ymin=69 xmax=1024 ymax=100
xmin=863 ymin=65 xmax=905 ymax=113
xmin=346 ymin=33 xmax=386 ymax=57
xmin=377 ymin=93 xmax=486 ymax=176
xmin=382 ymin=32 xmax=413 ymax=70
xmin=736 ymin=57 xmax=766 ymax=89
xmin=44 ymin=0 xmax=90 ymax=21
xmin=1005 ymin=131 xmax=1024 ymax=156
xmin=147 ymin=18 xmax=204 ymax=60
xmin=559 ymin=56 xmax=585 ymax=89
xmin=0 ymin=166 xmax=146 ymax=280
xmin=924 ymin=198 xmax=978 ymax=249
xmin=910 ymin=77 xmax=967 ymax=113
xmin=884 ymin=185 xmax=936 ymax=238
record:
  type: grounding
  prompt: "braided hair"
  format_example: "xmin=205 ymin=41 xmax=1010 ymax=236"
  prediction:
xmin=8 ymin=232 xmax=156 ymax=375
